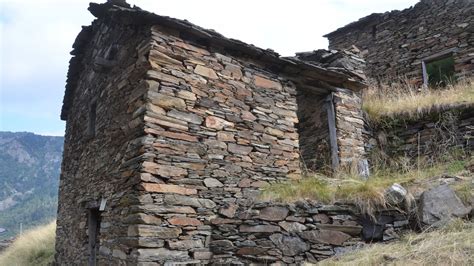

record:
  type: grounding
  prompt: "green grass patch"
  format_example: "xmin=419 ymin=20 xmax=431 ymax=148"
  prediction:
xmin=363 ymin=79 xmax=474 ymax=124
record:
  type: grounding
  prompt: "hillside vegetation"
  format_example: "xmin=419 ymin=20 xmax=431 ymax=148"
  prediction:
xmin=0 ymin=221 xmax=56 ymax=266
xmin=0 ymin=132 xmax=63 ymax=239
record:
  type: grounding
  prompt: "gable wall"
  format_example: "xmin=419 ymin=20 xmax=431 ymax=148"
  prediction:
xmin=55 ymin=20 xmax=151 ymax=265
xmin=129 ymin=24 xmax=312 ymax=263
xmin=327 ymin=0 xmax=474 ymax=84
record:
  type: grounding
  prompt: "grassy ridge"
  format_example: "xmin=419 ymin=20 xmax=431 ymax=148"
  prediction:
xmin=0 ymin=221 xmax=56 ymax=266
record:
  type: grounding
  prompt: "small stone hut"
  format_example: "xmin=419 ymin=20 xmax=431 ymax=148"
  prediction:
xmin=55 ymin=1 xmax=366 ymax=264
xmin=325 ymin=0 xmax=474 ymax=86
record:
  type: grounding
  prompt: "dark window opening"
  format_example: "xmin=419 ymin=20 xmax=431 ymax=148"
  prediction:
xmin=106 ymin=45 xmax=119 ymax=61
xmin=88 ymin=208 xmax=101 ymax=266
xmin=423 ymin=56 xmax=456 ymax=87
xmin=371 ymin=25 xmax=377 ymax=39
xmin=88 ymin=102 xmax=97 ymax=137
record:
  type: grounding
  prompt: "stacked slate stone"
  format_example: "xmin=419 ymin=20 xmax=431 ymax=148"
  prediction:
xmin=367 ymin=104 xmax=474 ymax=162
xmin=296 ymin=49 xmax=367 ymax=81
xmin=325 ymin=0 xmax=474 ymax=83
xmin=134 ymin=25 xmax=303 ymax=264
xmin=207 ymin=201 xmax=409 ymax=264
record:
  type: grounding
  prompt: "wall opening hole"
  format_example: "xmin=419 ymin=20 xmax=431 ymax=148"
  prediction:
xmin=88 ymin=208 xmax=101 ymax=266
xmin=88 ymin=102 xmax=97 ymax=137
xmin=423 ymin=55 xmax=455 ymax=87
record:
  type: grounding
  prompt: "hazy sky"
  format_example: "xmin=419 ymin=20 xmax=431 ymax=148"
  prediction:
xmin=0 ymin=0 xmax=419 ymax=136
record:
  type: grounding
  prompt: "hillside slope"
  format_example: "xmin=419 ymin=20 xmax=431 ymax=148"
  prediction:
xmin=0 ymin=132 xmax=63 ymax=239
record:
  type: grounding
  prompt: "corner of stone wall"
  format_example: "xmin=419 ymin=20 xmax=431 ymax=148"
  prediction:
xmin=333 ymin=88 xmax=368 ymax=175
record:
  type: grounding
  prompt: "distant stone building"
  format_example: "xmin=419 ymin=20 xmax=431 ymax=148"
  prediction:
xmin=325 ymin=0 xmax=474 ymax=86
xmin=56 ymin=1 xmax=367 ymax=264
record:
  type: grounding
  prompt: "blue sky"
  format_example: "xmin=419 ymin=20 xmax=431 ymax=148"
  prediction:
xmin=0 ymin=0 xmax=419 ymax=136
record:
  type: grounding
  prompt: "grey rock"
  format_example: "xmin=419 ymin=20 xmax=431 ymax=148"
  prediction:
xmin=137 ymin=248 xmax=190 ymax=262
xmin=210 ymin=240 xmax=234 ymax=254
xmin=269 ymin=233 xmax=310 ymax=256
xmin=258 ymin=206 xmax=289 ymax=221
xmin=278 ymin=221 xmax=307 ymax=233
xmin=203 ymin=177 xmax=224 ymax=188
xmin=385 ymin=183 xmax=408 ymax=205
xmin=164 ymin=194 xmax=216 ymax=209
xmin=418 ymin=184 xmax=471 ymax=226
xmin=239 ymin=224 xmax=281 ymax=233
xmin=168 ymin=239 xmax=203 ymax=250
xmin=299 ymin=229 xmax=351 ymax=246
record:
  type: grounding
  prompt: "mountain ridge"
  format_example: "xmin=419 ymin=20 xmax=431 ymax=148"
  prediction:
xmin=0 ymin=131 xmax=63 ymax=239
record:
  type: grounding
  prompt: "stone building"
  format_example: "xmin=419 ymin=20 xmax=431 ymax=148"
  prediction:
xmin=55 ymin=1 xmax=368 ymax=264
xmin=325 ymin=0 xmax=474 ymax=86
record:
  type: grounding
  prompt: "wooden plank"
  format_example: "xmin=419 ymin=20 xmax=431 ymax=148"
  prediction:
xmin=326 ymin=93 xmax=340 ymax=171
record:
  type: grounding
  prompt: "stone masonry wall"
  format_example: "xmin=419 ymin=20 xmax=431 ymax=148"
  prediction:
xmin=369 ymin=105 xmax=474 ymax=163
xmin=57 ymin=2 xmax=370 ymax=264
xmin=297 ymin=92 xmax=330 ymax=172
xmin=326 ymin=0 xmax=474 ymax=83
xmin=131 ymin=25 xmax=307 ymax=264
xmin=333 ymin=89 xmax=366 ymax=168
xmin=55 ymin=20 xmax=151 ymax=265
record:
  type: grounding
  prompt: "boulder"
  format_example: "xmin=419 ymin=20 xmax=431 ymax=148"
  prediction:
xmin=418 ymin=184 xmax=471 ymax=227
xmin=385 ymin=183 xmax=408 ymax=205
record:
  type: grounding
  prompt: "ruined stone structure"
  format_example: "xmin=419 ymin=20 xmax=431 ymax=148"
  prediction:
xmin=55 ymin=1 xmax=370 ymax=264
xmin=368 ymin=104 xmax=474 ymax=163
xmin=325 ymin=0 xmax=474 ymax=85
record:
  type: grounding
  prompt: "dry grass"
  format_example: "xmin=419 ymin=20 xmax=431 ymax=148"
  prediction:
xmin=0 ymin=221 xmax=56 ymax=266
xmin=261 ymin=159 xmax=469 ymax=215
xmin=315 ymin=219 xmax=474 ymax=266
xmin=363 ymin=78 xmax=474 ymax=123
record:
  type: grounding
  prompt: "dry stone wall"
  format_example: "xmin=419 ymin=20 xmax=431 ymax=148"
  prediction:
xmin=333 ymin=89 xmax=366 ymax=168
xmin=55 ymin=19 xmax=151 ymax=265
xmin=326 ymin=0 xmax=474 ymax=83
xmin=133 ymin=25 xmax=305 ymax=264
xmin=368 ymin=104 xmax=474 ymax=163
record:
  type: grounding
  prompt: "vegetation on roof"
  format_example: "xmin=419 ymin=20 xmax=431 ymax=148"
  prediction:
xmin=363 ymin=79 xmax=474 ymax=123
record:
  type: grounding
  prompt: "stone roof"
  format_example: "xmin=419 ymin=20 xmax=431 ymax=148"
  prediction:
xmin=295 ymin=49 xmax=367 ymax=80
xmin=323 ymin=13 xmax=384 ymax=38
xmin=323 ymin=0 xmax=465 ymax=38
xmin=61 ymin=0 xmax=366 ymax=120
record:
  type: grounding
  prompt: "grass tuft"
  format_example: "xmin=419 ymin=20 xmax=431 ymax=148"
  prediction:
xmin=262 ymin=159 xmax=470 ymax=216
xmin=363 ymin=78 xmax=474 ymax=123
xmin=0 ymin=221 xmax=56 ymax=266
xmin=315 ymin=219 xmax=474 ymax=266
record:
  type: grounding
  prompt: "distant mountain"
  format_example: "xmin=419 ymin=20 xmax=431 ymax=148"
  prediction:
xmin=0 ymin=132 xmax=63 ymax=239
